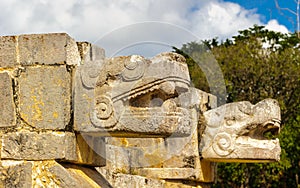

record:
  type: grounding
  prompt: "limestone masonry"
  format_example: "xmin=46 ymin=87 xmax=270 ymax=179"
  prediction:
xmin=0 ymin=33 xmax=281 ymax=188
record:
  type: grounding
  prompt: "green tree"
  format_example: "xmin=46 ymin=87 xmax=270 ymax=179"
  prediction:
xmin=175 ymin=25 xmax=300 ymax=187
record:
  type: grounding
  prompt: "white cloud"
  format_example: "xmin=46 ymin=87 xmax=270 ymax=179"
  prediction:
xmin=188 ymin=1 xmax=262 ymax=39
xmin=0 ymin=0 xmax=290 ymax=56
xmin=265 ymin=19 xmax=289 ymax=33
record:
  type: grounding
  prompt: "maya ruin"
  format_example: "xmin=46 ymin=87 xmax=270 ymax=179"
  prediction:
xmin=0 ymin=33 xmax=281 ymax=188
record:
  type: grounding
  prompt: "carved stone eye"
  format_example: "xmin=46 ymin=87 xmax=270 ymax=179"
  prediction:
xmin=226 ymin=118 xmax=236 ymax=126
xmin=124 ymin=59 xmax=138 ymax=70
xmin=122 ymin=55 xmax=145 ymax=81
xmin=238 ymin=101 xmax=253 ymax=115
xmin=95 ymin=96 xmax=113 ymax=119
xmin=212 ymin=133 xmax=234 ymax=156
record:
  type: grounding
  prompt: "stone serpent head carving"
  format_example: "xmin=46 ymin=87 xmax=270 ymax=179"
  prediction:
xmin=74 ymin=45 xmax=196 ymax=137
xmin=200 ymin=99 xmax=281 ymax=162
xmin=93 ymin=53 xmax=191 ymax=131
xmin=74 ymin=44 xmax=281 ymax=162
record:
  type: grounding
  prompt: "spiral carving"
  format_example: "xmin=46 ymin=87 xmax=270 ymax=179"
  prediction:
xmin=95 ymin=96 xmax=113 ymax=119
xmin=122 ymin=56 xmax=145 ymax=81
xmin=212 ymin=133 xmax=234 ymax=156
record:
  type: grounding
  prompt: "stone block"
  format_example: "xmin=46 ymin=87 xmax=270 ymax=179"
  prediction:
xmin=18 ymin=33 xmax=80 ymax=65
xmin=1 ymin=131 xmax=76 ymax=160
xmin=19 ymin=66 xmax=71 ymax=130
xmin=0 ymin=72 xmax=16 ymax=127
xmin=73 ymin=44 xmax=105 ymax=133
xmin=0 ymin=161 xmax=32 ymax=188
xmin=101 ymin=105 xmax=216 ymax=182
xmin=0 ymin=36 xmax=18 ymax=68
xmin=0 ymin=131 xmax=106 ymax=167
xmin=164 ymin=181 xmax=210 ymax=188
xmin=63 ymin=163 xmax=113 ymax=187
xmin=74 ymin=134 xmax=106 ymax=167
xmin=48 ymin=163 xmax=82 ymax=187
xmin=135 ymin=168 xmax=195 ymax=179
xmin=77 ymin=42 xmax=105 ymax=62
xmin=0 ymin=160 xmax=105 ymax=187
xmin=97 ymin=170 xmax=164 ymax=188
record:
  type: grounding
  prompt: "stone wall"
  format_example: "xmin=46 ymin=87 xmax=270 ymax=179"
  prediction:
xmin=0 ymin=33 xmax=218 ymax=188
xmin=0 ymin=33 xmax=106 ymax=187
xmin=0 ymin=33 xmax=281 ymax=188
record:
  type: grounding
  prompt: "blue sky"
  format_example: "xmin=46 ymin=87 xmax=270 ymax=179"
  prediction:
xmin=0 ymin=0 xmax=294 ymax=56
xmin=227 ymin=0 xmax=296 ymax=32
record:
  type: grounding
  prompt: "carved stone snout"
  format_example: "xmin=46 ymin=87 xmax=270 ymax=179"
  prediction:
xmin=200 ymin=99 xmax=281 ymax=162
xmin=74 ymin=49 xmax=197 ymax=137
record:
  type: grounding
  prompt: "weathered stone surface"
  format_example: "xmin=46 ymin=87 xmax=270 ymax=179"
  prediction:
xmin=48 ymin=163 xmax=82 ymax=187
xmin=99 ymin=91 xmax=217 ymax=182
xmin=19 ymin=66 xmax=71 ymax=129
xmin=97 ymin=170 xmax=165 ymax=188
xmin=74 ymin=51 xmax=196 ymax=137
xmin=200 ymin=99 xmax=281 ymax=162
xmin=18 ymin=33 xmax=80 ymax=65
xmin=0 ymin=72 xmax=16 ymax=127
xmin=0 ymin=33 xmax=283 ymax=187
xmin=98 ymin=169 xmax=210 ymax=188
xmin=164 ymin=181 xmax=210 ymax=188
xmin=0 ymin=132 xmax=105 ymax=167
xmin=1 ymin=131 xmax=76 ymax=160
xmin=0 ymin=36 xmax=18 ymax=68
xmin=74 ymin=43 xmax=106 ymax=133
xmin=135 ymin=168 xmax=195 ymax=179
xmin=77 ymin=42 xmax=105 ymax=64
xmin=63 ymin=163 xmax=112 ymax=188
xmin=74 ymin=134 xmax=106 ymax=167
xmin=0 ymin=161 xmax=32 ymax=188
xmin=0 ymin=160 xmax=106 ymax=188
xmin=32 ymin=161 xmax=71 ymax=187
xmin=112 ymin=174 xmax=165 ymax=188
xmin=0 ymin=33 xmax=81 ymax=67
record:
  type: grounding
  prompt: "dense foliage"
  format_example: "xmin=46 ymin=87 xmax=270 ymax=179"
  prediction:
xmin=174 ymin=25 xmax=300 ymax=188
